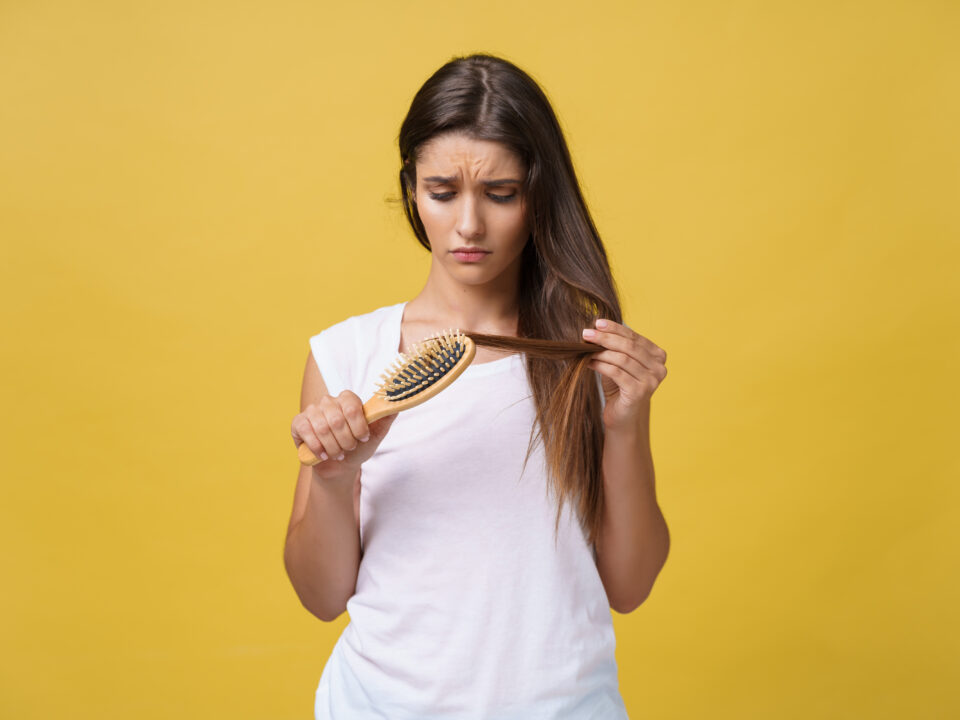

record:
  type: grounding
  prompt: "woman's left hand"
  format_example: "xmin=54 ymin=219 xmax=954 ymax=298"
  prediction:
xmin=582 ymin=319 xmax=667 ymax=432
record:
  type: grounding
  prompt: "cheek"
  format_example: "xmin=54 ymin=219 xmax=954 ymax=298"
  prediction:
xmin=494 ymin=209 xmax=529 ymax=245
xmin=486 ymin=203 xmax=524 ymax=229
xmin=417 ymin=203 xmax=452 ymax=232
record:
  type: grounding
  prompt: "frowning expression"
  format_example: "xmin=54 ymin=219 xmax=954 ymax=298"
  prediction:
xmin=413 ymin=132 xmax=530 ymax=285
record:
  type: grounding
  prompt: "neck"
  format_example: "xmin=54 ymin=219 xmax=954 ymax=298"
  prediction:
xmin=409 ymin=256 xmax=522 ymax=334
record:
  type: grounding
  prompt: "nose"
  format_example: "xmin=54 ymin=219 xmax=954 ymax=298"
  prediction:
xmin=456 ymin=193 xmax=484 ymax=240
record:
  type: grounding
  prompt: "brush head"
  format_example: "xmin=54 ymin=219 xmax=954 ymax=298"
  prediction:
xmin=374 ymin=328 xmax=475 ymax=403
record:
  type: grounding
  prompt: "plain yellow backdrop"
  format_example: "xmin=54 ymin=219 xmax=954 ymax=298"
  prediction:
xmin=1 ymin=1 xmax=957 ymax=717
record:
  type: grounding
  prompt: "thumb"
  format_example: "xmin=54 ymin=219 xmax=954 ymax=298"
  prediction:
xmin=367 ymin=412 xmax=399 ymax=441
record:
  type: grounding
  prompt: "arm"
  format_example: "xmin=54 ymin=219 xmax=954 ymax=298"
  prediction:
xmin=582 ymin=319 xmax=671 ymax=614
xmin=283 ymin=351 xmax=363 ymax=622
xmin=594 ymin=404 xmax=670 ymax=614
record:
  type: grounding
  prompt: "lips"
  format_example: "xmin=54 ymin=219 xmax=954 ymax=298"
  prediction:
xmin=451 ymin=247 xmax=490 ymax=263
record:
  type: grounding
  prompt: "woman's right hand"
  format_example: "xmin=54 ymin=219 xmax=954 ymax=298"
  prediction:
xmin=291 ymin=390 xmax=398 ymax=480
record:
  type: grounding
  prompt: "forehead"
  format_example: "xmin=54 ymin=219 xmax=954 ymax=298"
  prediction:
xmin=417 ymin=133 xmax=524 ymax=174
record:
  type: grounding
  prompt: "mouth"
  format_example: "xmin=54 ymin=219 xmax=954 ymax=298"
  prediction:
xmin=450 ymin=247 xmax=490 ymax=262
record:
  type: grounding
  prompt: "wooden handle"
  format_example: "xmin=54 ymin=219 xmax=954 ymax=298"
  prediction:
xmin=297 ymin=441 xmax=322 ymax=465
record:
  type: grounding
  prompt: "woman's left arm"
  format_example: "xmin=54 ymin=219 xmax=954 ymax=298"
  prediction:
xmin=582 ymin=318 xmax=670 ymax=614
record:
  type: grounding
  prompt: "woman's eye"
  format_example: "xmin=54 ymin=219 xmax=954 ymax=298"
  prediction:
xmin=427 ymin=191 xmax=517 ymax=203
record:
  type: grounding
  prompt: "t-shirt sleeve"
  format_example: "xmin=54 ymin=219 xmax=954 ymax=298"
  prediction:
xmin=308 ymin=325 xmax=350 ymax=398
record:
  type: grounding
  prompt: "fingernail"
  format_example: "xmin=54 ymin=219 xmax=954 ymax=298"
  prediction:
xmin=596 ymin=319 xmax=608 ymax=328
xmin=582 ymin=328 xmax=595 ymax=338
xmin=359 ymin=435 xmax=370 ymax=443
xmin=320 ymin=452 xmax=328 ymax=461
xmin=336 ymin=453 xmax=345 ymax=461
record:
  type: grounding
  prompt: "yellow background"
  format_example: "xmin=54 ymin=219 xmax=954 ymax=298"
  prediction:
xmin=2 ymin=1 xmax=957 ymax=717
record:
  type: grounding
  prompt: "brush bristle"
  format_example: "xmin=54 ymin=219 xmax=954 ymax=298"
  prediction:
xmin=374 ymin=328 xmax=468 ymax=401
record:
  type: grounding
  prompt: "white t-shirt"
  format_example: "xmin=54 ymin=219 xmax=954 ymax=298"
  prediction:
xmin=308 ymin=301 xmax=628 ymax=720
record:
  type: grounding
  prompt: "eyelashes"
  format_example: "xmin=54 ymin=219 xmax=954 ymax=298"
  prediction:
xmin=428 ymin=191 xmax=517 ymax=204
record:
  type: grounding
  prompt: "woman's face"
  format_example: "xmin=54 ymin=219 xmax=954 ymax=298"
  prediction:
xmin=413 ymin=132 xmax=530 ymax=287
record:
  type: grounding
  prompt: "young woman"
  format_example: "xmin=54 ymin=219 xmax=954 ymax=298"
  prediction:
xmin=285 ymin=53 xmax=670 ymax=720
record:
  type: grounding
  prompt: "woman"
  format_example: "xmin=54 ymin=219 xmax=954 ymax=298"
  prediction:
xmin=285 ymin=52 xmax=670 ymax=719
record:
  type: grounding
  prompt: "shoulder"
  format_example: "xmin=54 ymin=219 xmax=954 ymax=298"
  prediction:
xmin=308 ymin=301 xmax=404 ymax=397
xmin=308 ymin=301 xmax=402 ymax=359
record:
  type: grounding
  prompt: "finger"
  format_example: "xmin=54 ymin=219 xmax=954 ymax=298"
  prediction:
xmin=584 ymin=323 xmax=634 ymax=348
xmin=593 ymin=318 xmax=635 ymax=338
xmin=590 ymin=357 xmax=656 ymax=395
xmin=584 ymin=321 xmax=667 ymax=370
xmin=311 ymin=401 xmax=345 ymax=460
xmin=338 ymin=390 xmax=371 ymax=443
xmin=368 ymin=412 xmax=398 ymax=440
xmin=623 ymin=342 xmax=663 ymax=373
xmin=293 ymin=415 xmax=328 ymax=461
xmin=583 ymin=328 xmax=658 ymax=370
xmin=594 ymin=319 xmax=666 ymax=360
xmin=320 ymin=396 xmax=357 ymax=460
xmin=588 ymin=349 xmax=654 ymax=384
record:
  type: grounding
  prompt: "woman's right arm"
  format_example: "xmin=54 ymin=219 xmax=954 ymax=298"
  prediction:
xmin=283 ymin=350 xmax=396 ymax=622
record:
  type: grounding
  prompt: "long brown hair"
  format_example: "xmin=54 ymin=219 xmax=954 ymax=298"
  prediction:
xmin=397 ymin=53 xmax=623 ymax=549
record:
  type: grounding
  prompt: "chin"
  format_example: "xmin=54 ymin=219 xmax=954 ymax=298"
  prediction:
xmin=446 ymin=261 xmax=499 ymax=282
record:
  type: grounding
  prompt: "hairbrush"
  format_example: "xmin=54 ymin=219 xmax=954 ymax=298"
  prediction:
xmin=297 ymin=328 xmax=476 ymax=465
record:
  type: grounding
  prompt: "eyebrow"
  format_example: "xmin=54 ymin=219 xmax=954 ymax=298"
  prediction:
xmin=423 ymin=175 xmax=522 ymax=187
